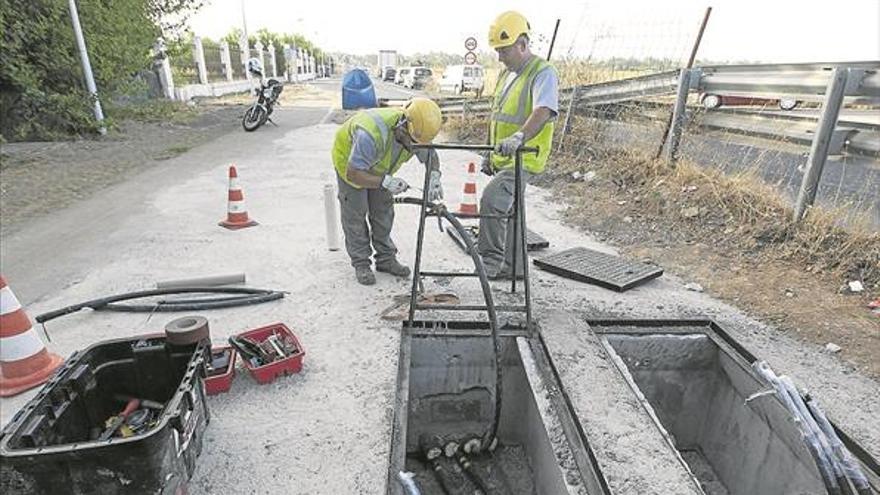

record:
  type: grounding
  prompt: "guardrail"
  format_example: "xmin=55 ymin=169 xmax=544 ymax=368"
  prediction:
xmin=436 ymin=61 xmax=879 ymax=222
xmin=698 ymin=61 xmax=880 ymax=104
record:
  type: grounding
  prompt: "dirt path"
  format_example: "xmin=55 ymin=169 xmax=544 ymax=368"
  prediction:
xmin=0 ymin=105 xmax=244 ymax=237
xmin=0 ymin=82 xmax=339 ymax=239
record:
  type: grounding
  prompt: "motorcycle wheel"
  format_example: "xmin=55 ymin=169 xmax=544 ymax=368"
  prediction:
xmin=242 ymin=105 xmax=267 ymax=132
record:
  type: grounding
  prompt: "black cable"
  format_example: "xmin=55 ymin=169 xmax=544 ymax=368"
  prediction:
xmin=395 ymin=196 xmax=503 ymax=453
xmin=35 ymin=287 xmax=285 ymax=323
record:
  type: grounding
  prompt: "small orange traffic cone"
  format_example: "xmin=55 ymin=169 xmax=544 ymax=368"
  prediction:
xmin=0 ymin=275 xmax=63 ymax=397
xmin=457 ymin=162 xmax=479 ymax=217
xmin=219 ymin=165 xmax=258 ymax=229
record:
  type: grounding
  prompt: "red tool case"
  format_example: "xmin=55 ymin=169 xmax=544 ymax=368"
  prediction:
xmin=236 ymin=323 xmax=305 ymax=384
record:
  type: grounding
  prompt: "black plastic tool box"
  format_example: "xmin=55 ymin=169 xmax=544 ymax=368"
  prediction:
xmin=0 ymin=334 xmax=210 ymax=494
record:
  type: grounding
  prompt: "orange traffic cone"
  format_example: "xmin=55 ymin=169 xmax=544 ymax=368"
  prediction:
xmin=457 ymin=162 xmax=479 ymax=217
xmin=0 ymin=275 xmax=63 ymax=397
xmin=219 ymin=165 xmax=258 ymax=229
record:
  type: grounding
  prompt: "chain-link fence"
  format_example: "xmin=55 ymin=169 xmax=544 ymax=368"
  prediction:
xmin=203 ymin=44 xmax=224 ymax=81
xmin=229 ymin=43 xmax=244 ymax=79
xmin=275 ymin=46 xmax=287 ymax=79
xmin=442 ymin=5 xmax=880 ymax=288
xmin=171 ymin=47 xmax=200 ymax=85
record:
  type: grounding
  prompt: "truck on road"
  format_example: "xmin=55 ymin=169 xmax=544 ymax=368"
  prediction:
xmin=378 ymin=50 xmax=397 ymax=81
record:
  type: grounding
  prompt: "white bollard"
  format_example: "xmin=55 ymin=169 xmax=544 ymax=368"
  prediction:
xmin=323 ymin=183 xmax=340 ymax=251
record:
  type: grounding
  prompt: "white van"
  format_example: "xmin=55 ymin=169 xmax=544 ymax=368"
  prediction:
xmin=401 ymin=66 xmax=433 ymax=89
xmin=395 ymin=67 xmax=410 ymax=85
xmin=440 ymin=65 xmax=484 ymax=96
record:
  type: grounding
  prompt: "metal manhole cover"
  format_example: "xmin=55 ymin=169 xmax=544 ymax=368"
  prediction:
xmin=533 ymin=247 xmax=663 ymax=292
xmin=446 ymin=226 xmax=549 ymax=253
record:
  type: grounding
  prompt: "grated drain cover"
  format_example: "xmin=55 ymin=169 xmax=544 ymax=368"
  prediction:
xmin=533 ymin=247 xmax=663 ymax=291
xmin=446 ymin=225 xmax=549 ymax=253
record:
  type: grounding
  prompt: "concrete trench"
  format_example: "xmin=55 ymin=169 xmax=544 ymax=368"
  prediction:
xmin=593 ymin=321 xmax=880 ymax=495
xmin=387 ymin=319 xmax=880 ymax=495
xmin=387 ymin=321 xmax=607 ymax=495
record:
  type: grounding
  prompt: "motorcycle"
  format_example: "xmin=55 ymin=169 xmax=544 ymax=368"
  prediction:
xmin=242 ymin=78 xmax=283 ymax=132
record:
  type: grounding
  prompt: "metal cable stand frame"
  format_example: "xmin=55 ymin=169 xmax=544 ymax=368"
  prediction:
xmin=397 ymin=143 xmax=538 ymax=453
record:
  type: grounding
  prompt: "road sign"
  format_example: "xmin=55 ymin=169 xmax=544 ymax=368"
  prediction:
xmin=464 ymin=37 xmax=477 ymax=51
xmin=465 ymin=51 xmax=477 ymax=65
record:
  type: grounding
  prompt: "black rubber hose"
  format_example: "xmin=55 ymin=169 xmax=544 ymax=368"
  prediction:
xmin=429 ymin=456 xmax=478 ymax=495
xmin=35 ymin=287 xmax=285 ymax=323
xmin=395 ymin=196 xmax=503 ymax=453
xmin=456 ymin=453 xmax=508 ymax=494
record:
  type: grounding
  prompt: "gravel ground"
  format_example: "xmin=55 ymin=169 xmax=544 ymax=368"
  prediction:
xmin=0 ymin=89 xmax=877 ymax=494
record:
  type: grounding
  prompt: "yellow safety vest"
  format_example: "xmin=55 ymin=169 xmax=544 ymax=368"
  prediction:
xmin=332 ymin=108 xmax=414 ymax=188
xmin=489 ymin=55 xmax=556 ymax=174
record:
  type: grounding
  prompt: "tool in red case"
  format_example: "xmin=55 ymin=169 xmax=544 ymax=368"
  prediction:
xmin=205 ymin=346 xmax=237 ymax=395
xmin=231 ymin=323 xmax=304 ymax=384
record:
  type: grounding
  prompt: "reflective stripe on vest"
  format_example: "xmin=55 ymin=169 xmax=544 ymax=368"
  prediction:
xmin=332 ymin=108 xmax=413 ymax=188
xmin=490 ymin=56 xmax=556 ymax=175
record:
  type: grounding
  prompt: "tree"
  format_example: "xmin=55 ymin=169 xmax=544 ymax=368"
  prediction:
xmin=0 ymin=0 xmax=206 ymax=140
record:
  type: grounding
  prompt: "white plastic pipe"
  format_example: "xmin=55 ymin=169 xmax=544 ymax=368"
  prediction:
xmin=323 ymin=183 xmax=340 ymax=251
xmin=156 ymin=273 xmax=246 ymax=289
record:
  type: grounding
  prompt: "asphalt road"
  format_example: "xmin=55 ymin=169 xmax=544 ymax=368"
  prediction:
xmin=311 ymin=76 xmax=430 ymax=101
xmin=1 ymin=85 xmax=878 ymax=494
xmin=0 ymin=105 xmax=333 ymax=306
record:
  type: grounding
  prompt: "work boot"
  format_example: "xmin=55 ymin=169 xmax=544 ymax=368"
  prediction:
xmin=376 ymin=259 xmax=411 ymax=278
xmin=355 ymin=266 xmax=376 ymax=286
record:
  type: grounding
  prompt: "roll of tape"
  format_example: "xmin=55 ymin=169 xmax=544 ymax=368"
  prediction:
xmin=164 ymin=315 xmax=210 ymax=346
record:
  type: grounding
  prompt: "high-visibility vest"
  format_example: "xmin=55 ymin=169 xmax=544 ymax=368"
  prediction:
xmin=489 ymin=55 xmax=556 ymax=174
xmin=332 ymin=108 xmax=414 ymax=188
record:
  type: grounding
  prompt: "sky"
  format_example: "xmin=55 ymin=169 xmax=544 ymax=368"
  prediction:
xmin=188 ymin=0 xmax=880 ymax=63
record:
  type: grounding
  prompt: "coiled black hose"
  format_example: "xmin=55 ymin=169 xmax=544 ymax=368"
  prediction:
xmin=395 ymin=196 xmax=503 ymax=453
xmin=35 ymin=287 xmax=286 ymax=323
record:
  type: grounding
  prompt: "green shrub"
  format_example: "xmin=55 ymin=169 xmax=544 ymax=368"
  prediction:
xmin=0 ymin=0 xmax=202 ymax=141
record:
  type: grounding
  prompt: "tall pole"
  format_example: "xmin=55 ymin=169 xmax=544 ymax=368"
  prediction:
xmin=240 ymin=0 xmax=249 ymax=45
xmin=67 ymin=0 xmax=105 ymax=134
xmin=546 ymin=19 xmax=561 ymax=61
xmin=654 ymin=7 xmax=712 ymax=160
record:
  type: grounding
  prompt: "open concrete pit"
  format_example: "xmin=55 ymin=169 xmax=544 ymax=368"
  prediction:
xmin=387 ymin=321 xmax=608 ymax=495
xmin=592 ymin=320 xmax=880 ymax=495
xmin=388 ymin=319 xmax=880 ymax=495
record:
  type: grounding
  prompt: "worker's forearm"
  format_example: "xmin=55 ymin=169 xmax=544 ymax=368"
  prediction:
xmin=347 ymin=168 xmax=384 ymax=189
xmin=519 ymin=107 xmax=553 ymax=141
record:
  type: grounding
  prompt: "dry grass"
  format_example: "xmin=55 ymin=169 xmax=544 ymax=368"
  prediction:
xmin=447 ymin=114 xmax=880 ymax=288
xmin=447 ymin=112 xmax=879 ymax=376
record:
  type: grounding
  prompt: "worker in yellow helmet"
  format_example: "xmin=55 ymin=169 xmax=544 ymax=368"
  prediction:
xmin=331 ymin=97 xmax=444 ymax=285
xmin=479 ymin=11 xmax=559 ymax=280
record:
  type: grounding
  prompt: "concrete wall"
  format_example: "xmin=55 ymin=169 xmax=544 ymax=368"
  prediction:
xmin=606 ymin=334 xmax=824 ymax=495
xmin=173 ymin=80 xmax=255 ymax=101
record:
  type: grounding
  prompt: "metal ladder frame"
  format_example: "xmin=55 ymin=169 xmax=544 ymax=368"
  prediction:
xmin=403 ymin=143 xmax=537 ymax=331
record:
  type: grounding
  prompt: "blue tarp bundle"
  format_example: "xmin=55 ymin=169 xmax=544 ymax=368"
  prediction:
xmin=341 ymin=69 xmax=377 ymax=110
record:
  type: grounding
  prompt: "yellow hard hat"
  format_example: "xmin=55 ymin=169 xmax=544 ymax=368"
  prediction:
xmin=403 ymin=97 xmax=442 ymax=144
xmin=488 ymin=11 xmax=530 ymax=49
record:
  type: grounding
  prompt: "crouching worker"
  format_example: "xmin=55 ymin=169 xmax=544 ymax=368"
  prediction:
xmin=331 ymin=97 xmax=445 ymax=285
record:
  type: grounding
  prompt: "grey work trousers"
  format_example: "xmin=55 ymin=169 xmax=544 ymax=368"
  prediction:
xmin=478 ymin=168 xmax=531 ymax=277
xmin=336 ymin=173 xmax=398 ymax=268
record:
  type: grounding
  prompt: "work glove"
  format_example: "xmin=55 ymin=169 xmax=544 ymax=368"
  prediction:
xmin=381 ymin=175 xmax=409 ymax=195
xmin=479 ymin=151 xmax=494 ymax=176
xmin=496 ymin=131 xmax=525 ymax=157
xmin=427 ymin=170 xmax=444 ymax=202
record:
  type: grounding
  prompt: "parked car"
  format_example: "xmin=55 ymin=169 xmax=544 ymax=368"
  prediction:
xmin=380 ymin=66 xmax=396 ymax=82
xmin=700 ymin=93 xmax=800 ymax=111
xmin=395 ymin=67 xmax=410 ymax=85
xmin=402 ymin=66 xmax=433 ymax=89
xmin=440 ymin=65 xmax=485 ymax=96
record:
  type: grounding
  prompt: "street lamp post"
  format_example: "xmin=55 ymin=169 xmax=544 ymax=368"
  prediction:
xmin=67 ymin=0 xmax=105 ymax=134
